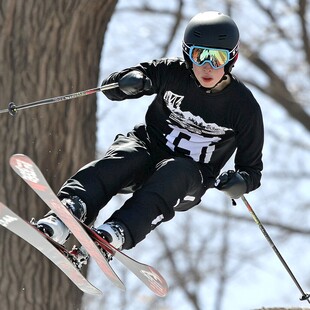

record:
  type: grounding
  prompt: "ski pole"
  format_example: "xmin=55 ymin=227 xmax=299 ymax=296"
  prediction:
xmin=0 ymin=82 xmax=118 ymax=116
xmin=240 ymin=195 xmax=310 ymax=303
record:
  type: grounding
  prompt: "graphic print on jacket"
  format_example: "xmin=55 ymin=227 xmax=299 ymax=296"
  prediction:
xmin=163 ymin=91 xmax=233 ymax=164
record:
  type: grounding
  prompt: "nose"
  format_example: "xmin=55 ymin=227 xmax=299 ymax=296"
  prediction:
xmin=202 ymin=63 xmax=213 ymax=71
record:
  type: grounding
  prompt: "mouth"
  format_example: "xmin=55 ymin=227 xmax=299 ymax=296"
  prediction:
xmin=202 ymin=76 xmax=213 ymax=83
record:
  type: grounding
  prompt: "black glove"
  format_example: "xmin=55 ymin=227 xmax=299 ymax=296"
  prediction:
xmin=214 ymin=170 xmax=247 ymax=199
xmin=118 ymin=70 xmax=152 ymax=95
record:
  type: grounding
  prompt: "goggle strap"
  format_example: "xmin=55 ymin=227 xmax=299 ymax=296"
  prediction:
xmin=182 ymin=41 xmax=190 ymax=56
xmin=229 ymin=42 xmax=239 ymax=59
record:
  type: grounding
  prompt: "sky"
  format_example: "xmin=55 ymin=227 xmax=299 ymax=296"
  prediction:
xmin=83 ymin=1 xmax=310 ymax=309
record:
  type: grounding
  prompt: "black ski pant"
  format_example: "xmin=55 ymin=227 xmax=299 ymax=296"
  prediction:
xmin=58 ymin=127 xmax=207 ymax=249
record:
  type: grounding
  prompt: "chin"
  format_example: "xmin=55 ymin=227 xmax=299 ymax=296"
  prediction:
xmin=200 ymin=81 xmax=216 ymax=88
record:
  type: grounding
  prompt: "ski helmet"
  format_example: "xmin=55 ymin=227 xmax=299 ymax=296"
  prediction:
xmin=182 ymin=11 xmax=239 ymax=73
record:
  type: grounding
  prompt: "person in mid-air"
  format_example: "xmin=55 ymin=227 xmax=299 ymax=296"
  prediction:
xmin=37 ymin=11 xmax=264 ymax=253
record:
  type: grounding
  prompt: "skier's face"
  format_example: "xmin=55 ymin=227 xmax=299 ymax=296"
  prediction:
xmin=192 ymin=63 xmax=225 ymax=88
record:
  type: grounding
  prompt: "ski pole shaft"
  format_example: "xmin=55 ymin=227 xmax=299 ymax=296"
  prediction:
xmin=0 ymin=82 xmax=118 ymax=116
xmin=240 ymin=195 xmax=310 ymax=303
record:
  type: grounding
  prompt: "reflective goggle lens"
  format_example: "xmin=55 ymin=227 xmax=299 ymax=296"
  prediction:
xmin=189 ymin=46 xmax=230 ymax=69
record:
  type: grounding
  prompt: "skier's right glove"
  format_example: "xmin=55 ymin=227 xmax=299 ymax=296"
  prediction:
xmin=214 ymin=170 xmax=247 ymax=199
xmin=118 ymin=70 xmax=152 ymax=96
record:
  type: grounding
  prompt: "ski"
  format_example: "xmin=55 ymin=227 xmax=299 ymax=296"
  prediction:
xmin=0 ymin=202 xmax=101 ymax=295
xmin=9 ymin=154 xmax=169 ymax=297
xmin=9 ymin=154 xmax=125 ymax=291
xmin=80 ymin=221 xmax=169 ymax=297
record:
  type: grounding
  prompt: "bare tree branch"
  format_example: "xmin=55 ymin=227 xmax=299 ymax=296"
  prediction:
xmin=160 ymin=0 xmax=184 ymax=58
xmin=155 ymin=228 xmax=201 ymax=310
xmin=298 ymin=0 xmax=310 ymax=65
xmin=253 ymin=0 xmax=295 ymax=43
xmin=198 ymin=205 xmax=310 ymax=235
xmin=241 ymin=43 xmax=310 ymax=131
xmin=213 ymin=204 xmax=231 ymax=310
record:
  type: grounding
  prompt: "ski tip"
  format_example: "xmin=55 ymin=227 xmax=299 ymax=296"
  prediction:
xmin=144 ymin=266 xmax=169 ymax=297
xmin=10 ymin=153 xmax=28 ymax=159
xmin=9 ymin=154 xmax=30 ymax=167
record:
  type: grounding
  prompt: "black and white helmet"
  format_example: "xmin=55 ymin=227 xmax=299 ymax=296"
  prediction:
xmin=182 ymin=11 xmax=239 ymax=73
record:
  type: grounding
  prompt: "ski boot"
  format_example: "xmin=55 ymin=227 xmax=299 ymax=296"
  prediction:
xmin=37 ymin=196 xmax=87 ymax=244
xmin=93 ymin=221 xmax=126 ymax=261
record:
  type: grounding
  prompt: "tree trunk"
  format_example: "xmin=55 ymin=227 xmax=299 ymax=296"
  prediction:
xmin=0 ymin=1 xmax=117 ymax=309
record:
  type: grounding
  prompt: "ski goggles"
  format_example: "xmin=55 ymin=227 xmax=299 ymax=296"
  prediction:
xmin=188 ymin=46 xmax=231 ymax=69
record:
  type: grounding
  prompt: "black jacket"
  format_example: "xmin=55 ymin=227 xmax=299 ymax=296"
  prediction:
xmin=102 ymin=57 xmax=264 ymax=192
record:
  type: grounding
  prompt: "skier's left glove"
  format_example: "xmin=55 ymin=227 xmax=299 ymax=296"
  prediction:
xmin=214 ymin=170 xmax=247 ymax=199
xmin=118 ymin=70 xmax=152 ymax=95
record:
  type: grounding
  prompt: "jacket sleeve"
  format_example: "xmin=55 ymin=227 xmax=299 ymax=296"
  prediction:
xmin=234 ymin=96 xmax=264 ymax=192
xmin=101 ymin=58 xmax=182 ymax=101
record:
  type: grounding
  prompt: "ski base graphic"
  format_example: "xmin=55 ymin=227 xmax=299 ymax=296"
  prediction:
xmin=0 ymin=202 xmax=101 ymax=295
xmin=7 ymin=154 xmax=169 ymax=297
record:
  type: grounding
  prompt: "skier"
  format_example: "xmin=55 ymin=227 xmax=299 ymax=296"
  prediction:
xmin=37 ymin=11 xmax=264 ymax=252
